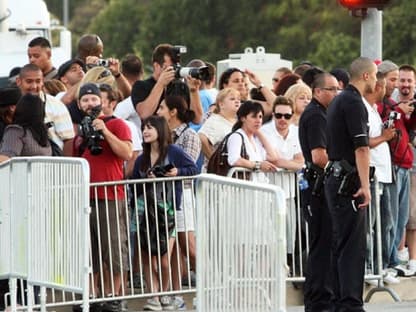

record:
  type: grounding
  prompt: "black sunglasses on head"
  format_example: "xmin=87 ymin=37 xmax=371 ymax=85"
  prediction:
xmin=274 ymin=112 xmax=293 ymax=120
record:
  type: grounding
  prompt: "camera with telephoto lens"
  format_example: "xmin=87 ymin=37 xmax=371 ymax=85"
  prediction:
xmin=78 ymin=107 xmax=104 ymax=155
xmin=171 ymin=45 xmax=210 ymax=80
xmin=383 ymin=111 xmax=401 ymax=129
xmin=148 ymin=164 xmax=174 ymax=177
xmin=97 ymin=58 xmax=109 ymax=67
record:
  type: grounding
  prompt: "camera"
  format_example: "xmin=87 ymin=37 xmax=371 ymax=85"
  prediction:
xmin=78 ymin=107 xmax=104 ymax=155
xmin=148 ymin=164 xmax=174 ymax=177
xmin=97 ymin=59 xmax=110 ymax=67
xmin=383 ymin=111 xmax=401 ymax=129
xmin=171 ymin=45 xmax=210 ymax=80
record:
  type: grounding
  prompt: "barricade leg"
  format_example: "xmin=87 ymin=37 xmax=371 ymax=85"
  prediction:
xmin=9 ymin=278 xmax=17 ymax=312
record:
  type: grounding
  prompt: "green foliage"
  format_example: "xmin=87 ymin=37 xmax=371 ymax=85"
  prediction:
xmin=45 ymin=0 xmax=413 ymax=70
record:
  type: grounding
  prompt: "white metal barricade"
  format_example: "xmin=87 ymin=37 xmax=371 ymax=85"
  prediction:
xmin=196 ymin=174 xmax=287 ymax=312
xmin=0 ymin=157 xmax=90 ymax=312
xmin=227 ymin=167 xmax=400 ymax=302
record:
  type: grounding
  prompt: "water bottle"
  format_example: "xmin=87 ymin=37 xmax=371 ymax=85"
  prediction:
xmin=298 ymin=171 xmax=309 ymax=191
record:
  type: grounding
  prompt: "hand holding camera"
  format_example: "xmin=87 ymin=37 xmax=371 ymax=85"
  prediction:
xmin=147 ymin=164 xmax=176 ymax=178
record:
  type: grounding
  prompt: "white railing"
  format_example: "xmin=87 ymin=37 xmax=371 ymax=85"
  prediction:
xmin=0 ymin=157 xmax=90 ymax=312
xmin=196 ymin=174 xmax=287 ymax=312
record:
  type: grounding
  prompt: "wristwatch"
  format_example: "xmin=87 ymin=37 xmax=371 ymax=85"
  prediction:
xmin=254 ymin=161 xmax=261 ymax=171
xmin=257 ymin=83 xmax=265 ymax=91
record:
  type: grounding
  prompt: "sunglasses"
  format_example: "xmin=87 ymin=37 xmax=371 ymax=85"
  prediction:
xmin=274 ymin=112 xmax=292 ymax=120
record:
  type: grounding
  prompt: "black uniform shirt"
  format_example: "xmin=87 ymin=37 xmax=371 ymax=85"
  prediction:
xmin=298 ymin=98 xmax=327 ymax=163
xmin=326 ymin=84 xmax=369 ymax=166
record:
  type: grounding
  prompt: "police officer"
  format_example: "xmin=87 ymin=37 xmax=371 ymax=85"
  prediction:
xmin=298 ymin=72 xmax=339 ymax=312
xmin=325 ymin=57 xmax=376 ymax=312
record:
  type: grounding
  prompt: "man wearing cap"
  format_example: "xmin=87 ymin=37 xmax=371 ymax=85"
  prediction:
xmin=56 ymin=59 xmax=85 ymax=104
xmin=16 ymin=63 xmax=74 ymax=156
xmin=27 ymin=37 xmax=58 ymax=81
xmin=75 ymin=83 xmax=132 ymax=311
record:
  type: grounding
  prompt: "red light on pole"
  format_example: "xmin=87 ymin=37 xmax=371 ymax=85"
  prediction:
xmin=338 ymin=0 xmax=390 ymax=10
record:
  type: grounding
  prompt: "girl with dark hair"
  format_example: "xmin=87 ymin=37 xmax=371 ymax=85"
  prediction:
xmin=274 ymin=73 xmax=301 ymax=96
xmin=131 ymin=115 xmax=197 ymax=311
xmin=0 ymin=93 xmax=51 ymax=162
xmin=157 ymin=95 xmax=201 ymax=309
xmin=227 ymin=101 xmax=277 ymax=175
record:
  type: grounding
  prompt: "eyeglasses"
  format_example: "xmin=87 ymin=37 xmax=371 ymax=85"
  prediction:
xmin=320 ymin=87 xmax=339 ymax=92
xmin=274 ymin=112 xmax=293 ymax=120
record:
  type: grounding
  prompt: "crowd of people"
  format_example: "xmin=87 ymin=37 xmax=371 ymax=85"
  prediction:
xmin=1 ymin=34 xmax=416 ymax=312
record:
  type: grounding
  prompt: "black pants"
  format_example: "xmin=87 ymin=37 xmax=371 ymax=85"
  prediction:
xmin=325 ymin=174 xmax=367 ymax=312
xmin=302 ymin=187 xmax=334 ymax=312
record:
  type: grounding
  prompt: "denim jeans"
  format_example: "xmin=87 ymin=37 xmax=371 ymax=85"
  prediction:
xmin=367 ymin=181 xmax=394 ymax=270
xmin=389 ymin=167 xmax=410 ymax=266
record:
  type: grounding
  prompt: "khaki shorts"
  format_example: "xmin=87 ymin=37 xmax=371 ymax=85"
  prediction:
xmin=90 ymin=199 xmax=129 ymax=273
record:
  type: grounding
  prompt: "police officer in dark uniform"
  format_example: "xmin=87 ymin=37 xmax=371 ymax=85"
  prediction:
xmin=299 ymin=72 xmax=339 ymax=312
xmin=325 ymin=57 xmax=376 ymax=312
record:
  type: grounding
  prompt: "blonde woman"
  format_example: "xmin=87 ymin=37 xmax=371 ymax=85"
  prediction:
xmin=284 ymin=83 xmax=312 ymax=126
xmin=198 ymin=88 xmax=241 ymax=169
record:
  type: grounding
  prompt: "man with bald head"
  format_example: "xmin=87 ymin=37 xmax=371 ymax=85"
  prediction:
xmin=325 ymin=57 xmax=376 ymax=312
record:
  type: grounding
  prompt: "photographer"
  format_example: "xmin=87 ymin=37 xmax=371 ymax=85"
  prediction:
xmin=131 ymin=43 xmax=203 ymax=124
xmin=74 ymin=83 xmax=132 ymax=311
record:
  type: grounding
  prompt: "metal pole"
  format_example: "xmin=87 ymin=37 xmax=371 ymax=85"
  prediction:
xmin=361 ymin=8 xmax=382 ymax=60
xmin=63 ymin=0 xmax=69 ymax=27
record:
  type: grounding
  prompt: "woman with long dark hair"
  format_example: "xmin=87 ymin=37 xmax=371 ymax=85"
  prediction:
xmin=0 ymin=93 xmax=51 ymax=162
xmin=226 ymin=100 xmax=278 ymax=176
xmin=131 ymin=116 xmax=197 ymax=311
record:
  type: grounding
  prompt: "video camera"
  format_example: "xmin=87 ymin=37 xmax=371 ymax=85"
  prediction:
xmin=78 ymin=107 xmax=104 ymax=155
xmin=383 ymin=111 xmax=401 ymax=129
xmin=171 ymin=45 xmax=210 ymax=80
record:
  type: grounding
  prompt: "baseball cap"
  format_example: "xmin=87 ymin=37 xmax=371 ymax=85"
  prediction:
xmin=0 ymin=87 xmax=22 ymax=107
xmin=78 ymin=83 xmax=101 ymax=100
xmin=58 ymin=58 xmax=85 ymax=79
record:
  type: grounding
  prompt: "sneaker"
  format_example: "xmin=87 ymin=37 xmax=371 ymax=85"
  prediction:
xmin=408 ymin=259 xmax=416 ymax=272
xmin=143 ymin=298 xmax=162 ymax=311
xmin=394 ymin=264 xmax=415 ymax=277
xmin=160 ymin=296 xmax=175 ymax=310
xmin=383 ymin=271 xmax=400 ymax=284
xmin=171 ymin=296 xmax=186 ymax=310
xmin=397 ymin=247 xmax=409 ymax=264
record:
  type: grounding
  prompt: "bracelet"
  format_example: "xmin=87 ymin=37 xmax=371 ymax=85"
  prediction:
xmin=114 ymin=72 xmax=121 ymax=78
xmin=257 ymin=83 xmax=265 ymax=91
xmin=254 ymin=161 xmax=261 ymax=171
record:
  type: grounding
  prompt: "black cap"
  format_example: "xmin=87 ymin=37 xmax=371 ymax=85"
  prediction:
xmin=0 ymin=88 xmax=22 ymax=107
xmin=79 ymin=83 xmax=101 ymax=100
xmin=58 ymin=58 xmax=85 ymax=79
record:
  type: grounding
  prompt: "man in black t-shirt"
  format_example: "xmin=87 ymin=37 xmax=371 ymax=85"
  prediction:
xmin=131 ymin=44 xmax=203 ymax=124
xmin=325 ymin=57 xmax=376 ymax=312
xmin=298 ymin=72 xmax=339 ymax=312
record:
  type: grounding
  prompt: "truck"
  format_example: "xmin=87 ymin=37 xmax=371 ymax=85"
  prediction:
xmin=0 ymin=0 xmax=71 ymax=87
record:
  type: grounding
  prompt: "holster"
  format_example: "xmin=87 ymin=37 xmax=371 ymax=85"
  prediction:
xmin=329 ymin=160 xmax=358 ymax=196
xmin=304 ymin=162 xmax=325 ymax=196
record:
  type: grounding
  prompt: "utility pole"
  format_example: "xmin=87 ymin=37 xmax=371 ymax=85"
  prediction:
xmin=361 ymin=8 xmax=382 ymax=60
xmin=63 ymin=0 xmax=69 ymax=27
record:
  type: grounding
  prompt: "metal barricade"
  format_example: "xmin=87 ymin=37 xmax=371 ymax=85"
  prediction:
xmin=227 ymin=167 xmax=399 ymax=302
xmin=196 ymin=174 xmax=287 ymax=312
xmin=0 ymin=157 xmax=90 ymax=312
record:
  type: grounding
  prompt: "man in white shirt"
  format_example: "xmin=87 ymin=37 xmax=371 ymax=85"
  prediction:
xmin=261 ymin=96 xmax=304 ymax=171
xmin=363 ymin=71 xmax=397 ymax=283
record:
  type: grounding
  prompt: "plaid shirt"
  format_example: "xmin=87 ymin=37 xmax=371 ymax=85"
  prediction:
xmin=172 ymin=123 xmax=201 ymax=162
